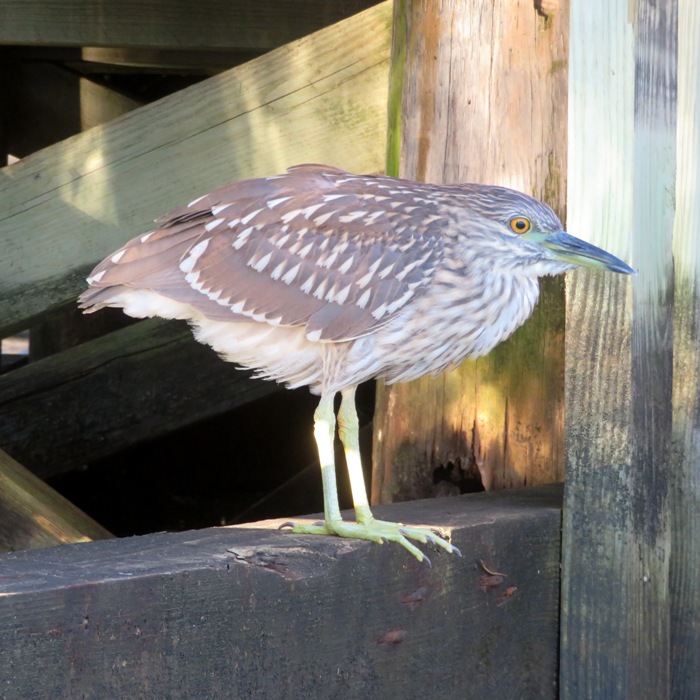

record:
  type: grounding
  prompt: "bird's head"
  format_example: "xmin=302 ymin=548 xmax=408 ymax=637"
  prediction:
xmin=450 ymin=184 xmax=635 ymax=277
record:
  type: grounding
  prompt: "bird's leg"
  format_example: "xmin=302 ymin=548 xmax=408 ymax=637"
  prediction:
xmin=285 ymin=392 xmax=344 ymax=535
xmin=334 ymin=387 xmax=460 ymax=563
xmin=314 ymin=392 xmax=342 ymax=524
xmin=285 ymin=389 xmax=460 ymax=563
xmin=335 ymin=387 xmax=373 ymax=524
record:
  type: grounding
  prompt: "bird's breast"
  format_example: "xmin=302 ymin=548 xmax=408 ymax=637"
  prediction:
xmin=351 ymin=270 xmax=541 ymax=385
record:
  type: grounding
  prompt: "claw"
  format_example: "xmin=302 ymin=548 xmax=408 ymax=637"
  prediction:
xmin=279 ymin=520 xmax=325 ymax=530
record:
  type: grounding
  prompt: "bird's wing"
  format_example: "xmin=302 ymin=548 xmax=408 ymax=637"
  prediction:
xmin=80 ymin=165 xmax=447 ymax=342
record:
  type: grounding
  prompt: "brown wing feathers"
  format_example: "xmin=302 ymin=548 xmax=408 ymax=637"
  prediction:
xmin=80 ymin=165 xmax=445 ymax=342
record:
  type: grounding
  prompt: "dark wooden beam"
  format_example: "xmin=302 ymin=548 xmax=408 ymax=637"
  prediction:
xmin=80 ymin=47 xmax=262 ymax=74
xmin=0 ymin=0 xmax=383 ymax=51
xmin=0 ymin=51 xmax=10 ymax=163
xmin=0 ymin=485 xmax=562 ymax=699
xmin=0 ymin=318 xmax=283 ymax=478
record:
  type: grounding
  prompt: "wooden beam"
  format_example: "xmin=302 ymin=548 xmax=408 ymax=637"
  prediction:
xmin=0 ymin=1 xmax=392 ymax=337
xmin=372 ymin=0 xmax=569 ymax=502
xmin=0 ymin=485 xmax=562 ymax=699
xmin=79 ymin=74 xmax=143 ymax=131
xmin=80 ymin=47 xmax=261 ymax=74
xmin=560 ymin=0 xmax=677 ymax=697
xmin=0 ymin=0 xmax=382 ymax=51
xmin=670 ymin=0 xmax=700 ymax=691
xmin=0 ymin=448 xmax=112 ymax=552
xmin=0 ymin=319 xmax=283 ymax=479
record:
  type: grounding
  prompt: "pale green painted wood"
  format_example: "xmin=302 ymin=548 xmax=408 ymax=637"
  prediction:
xmin=0 ymin=1 xmax=392 ymax=336
xmin=561 ymin=0 xmax=677 ymax=696
xmin=0 ymin=0 xmax=381 ymax=50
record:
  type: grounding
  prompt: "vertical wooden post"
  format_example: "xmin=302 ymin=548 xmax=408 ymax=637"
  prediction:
xmin=0 ymin=49 xmax=13 ymax=165
xmin=671 ymin=0 xmax=700 ymax=694
xmin=560 ymin=0 xmax=680 ymax=697
xmin=373 ymin=0 xmax=570 ymax=502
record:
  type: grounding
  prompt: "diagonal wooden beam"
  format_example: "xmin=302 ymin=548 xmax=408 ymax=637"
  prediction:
xmin=0 ymin=319 xmax=281 ymax=479
xmin=0 ymin=1 xmax=391 ymax=336
xmin=0 ymin=448 xmax=112 ymax=552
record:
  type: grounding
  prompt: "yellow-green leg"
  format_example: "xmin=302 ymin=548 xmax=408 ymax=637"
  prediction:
xmin=288 ymin=389 xmax=460 ymax=563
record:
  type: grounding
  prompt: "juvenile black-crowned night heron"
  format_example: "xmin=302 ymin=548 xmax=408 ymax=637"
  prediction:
xmin=80 ymin=164 xmax=634 ymax=563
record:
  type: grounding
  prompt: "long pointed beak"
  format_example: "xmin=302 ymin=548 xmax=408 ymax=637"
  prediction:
xmin=540 ymin=231 xmax=635 ymax=274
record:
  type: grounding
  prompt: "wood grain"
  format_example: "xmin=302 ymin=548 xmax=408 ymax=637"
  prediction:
xmin=0 ymin=0 xmax=382 ymax=50
xmin=0 ymin=485 xmax=562 ymax=700
xmin=560 ymin=0 xmax=677 ymax=697
xmin=373 ymin=0 xmax=569 ymax=503
xmin=0 ymin=1 xmax=392 ymax=336
xmin=670 ymin=0 xmax=700 ymax=694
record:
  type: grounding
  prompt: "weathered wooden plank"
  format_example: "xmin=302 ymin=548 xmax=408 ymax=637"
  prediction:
xmin=670 ymin=0 xmax=700 ymax=694
xmin=0 ymin=319 xmax=283 ymax=479
xmin=0 ymin=0 xmax=382 ymax=50
xmin=560 ymin=0 xmax=676 ymax=697
xmin=0 ymin=485 xmax=562 ymax=700
xmin=372 ymin=0 xmax=569 ymax=503
xmin=0 ymin=448 xmax=112 ymax=553
xmin=0 ymin=1 xmax=391 ymax=336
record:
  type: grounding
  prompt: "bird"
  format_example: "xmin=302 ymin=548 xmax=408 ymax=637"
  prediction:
xmin=79 ymin=164 xmax=634 ymax=564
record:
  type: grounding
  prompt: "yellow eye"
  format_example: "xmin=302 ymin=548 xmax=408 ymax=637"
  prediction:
xmin=509 ymin=217 xmax=531 ymax=234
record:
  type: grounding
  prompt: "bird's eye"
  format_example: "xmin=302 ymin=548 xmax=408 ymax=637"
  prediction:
xmin=509 ymin=217 xmax=531 ymax=234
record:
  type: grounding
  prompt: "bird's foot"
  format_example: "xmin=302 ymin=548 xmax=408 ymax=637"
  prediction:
xmin=281 ymin=517 xmax=460 ymax=565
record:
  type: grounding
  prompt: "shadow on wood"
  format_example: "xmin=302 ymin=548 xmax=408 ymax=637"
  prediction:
xmin=0 ymin=318 xmax=282 ymax=478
